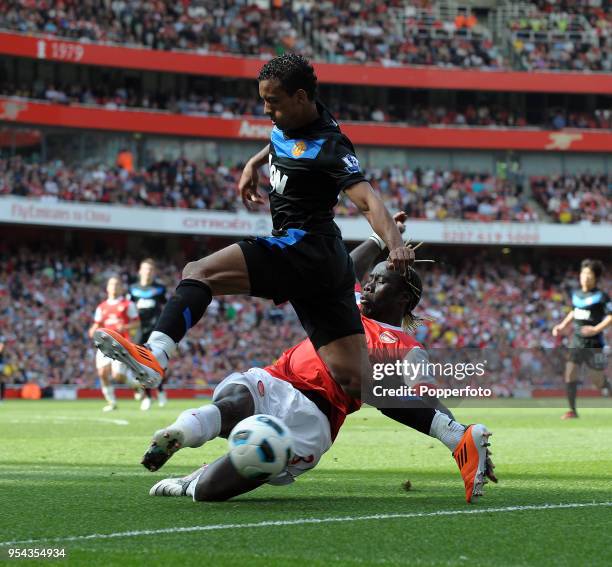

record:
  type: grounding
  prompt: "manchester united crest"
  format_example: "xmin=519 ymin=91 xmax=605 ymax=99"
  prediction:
xmin=292 ymin=140 xmax=307 ymax=157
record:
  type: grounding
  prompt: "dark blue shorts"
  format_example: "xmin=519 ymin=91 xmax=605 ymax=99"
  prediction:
xmin=568 ymin=347 xmax=607 ymax=370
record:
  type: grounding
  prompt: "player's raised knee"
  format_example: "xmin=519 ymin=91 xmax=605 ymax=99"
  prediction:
xmin=182 ymin=259 xmax=207 ymax=280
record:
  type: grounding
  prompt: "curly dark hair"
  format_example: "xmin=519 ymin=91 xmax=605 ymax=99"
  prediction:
xmin=581 ymin=259 xmax=604 ymax=280
xmin=257 ymin=53 xmax=317 ymax=100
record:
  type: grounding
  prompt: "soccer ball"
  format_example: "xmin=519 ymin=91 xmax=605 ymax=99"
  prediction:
xmin=228 ymin=414 xmax=294 ymax=480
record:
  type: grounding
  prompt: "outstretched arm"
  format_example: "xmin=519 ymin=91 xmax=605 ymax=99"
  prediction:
xmin=344 ymin=182 xmax=414 ymax=274
xmin=351 ymin=211 xmax=408 ymax=284
xmin=351 ymin=239 xmax=385 ymax=284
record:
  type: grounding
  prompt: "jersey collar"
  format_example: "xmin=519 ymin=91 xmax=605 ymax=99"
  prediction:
xmin=283 ymin=101 xmax=340 ymax=139
xmin=370 ymin=318 xmax=404 ymax=333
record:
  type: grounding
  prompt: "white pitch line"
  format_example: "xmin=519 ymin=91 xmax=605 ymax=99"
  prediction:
xmin=0 ymin=469 xmax=150 ymax=478
xmin=1 ymin=501 xmax=610 ymax=547
xmin=7 ymin=416 xmax=129 ymax=426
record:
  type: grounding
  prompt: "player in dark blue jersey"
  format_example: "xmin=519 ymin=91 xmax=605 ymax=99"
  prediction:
xmin=128 ymin=258 xmax=167 ymax=410
xmin=553 ymin=259 xmax=611 ymax=419
xmin=94 ymin=54 xmax=413 ymax=404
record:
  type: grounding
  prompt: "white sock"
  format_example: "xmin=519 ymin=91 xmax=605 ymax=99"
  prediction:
xmin=172 ymin=405 xmax=221 ymax=448
xmin=147 ymin=331 xmax=177 ymax=369
xmin=101 ymin=385 xmax=116 ymax=404
xmin=429 ymin=410 xmax=465 ymax=452
xmin=186 ymin=473 xmax=204 ymax=500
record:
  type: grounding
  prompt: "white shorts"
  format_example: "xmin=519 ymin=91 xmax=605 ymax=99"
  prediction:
xmin=213 ymin=367 xmax=332 ymax=484
xmin=95 ymin=349 xmax=126 ymax=375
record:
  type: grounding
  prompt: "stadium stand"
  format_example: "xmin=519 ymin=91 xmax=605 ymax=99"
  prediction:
xmin=1 ymin=155 xmax=548 ymax=222
xmin=1 ymin=246 xmax=608 ymax=390
xmin=531 ymin=172 xmax=611 ymax=224
xmin=0 ymin=157 xmax=248 ymax=211
xmin=3 ymin=1 xmax=610 ymax=72
xmin=1 ymin=85 xmax=610 ymax=130
xmin=0 ymin=248 xmax=304 ymax=387
xmin=0 ymin=0 xmax=505 ymax=68
xmin=504 ymin=0 xmax=611 ymax=71
xmin=337 ymin=167 xmax=539 ymax=222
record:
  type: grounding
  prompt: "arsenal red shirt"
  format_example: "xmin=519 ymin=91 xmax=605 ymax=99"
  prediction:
xmin=94 ymin=297 xmax=139 ymax=339
xmin=265 ymin=314 xmax=423 ymax=440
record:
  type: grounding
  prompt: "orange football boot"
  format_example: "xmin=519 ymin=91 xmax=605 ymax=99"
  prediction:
xmin=453 ymin=424 xmax=493 ymax=503
xmin=93 ymin=328 xmax=164 ymax=388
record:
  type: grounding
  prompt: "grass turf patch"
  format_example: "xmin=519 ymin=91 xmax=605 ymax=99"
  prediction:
xmin=1 ymin=400 xmax=611 ymax=566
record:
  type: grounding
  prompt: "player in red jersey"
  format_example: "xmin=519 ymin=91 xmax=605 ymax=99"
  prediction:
xmin=144 ymin=215 xmax=496 ymax=503
xmin=88 ymin=276 xmax=141 ymax=411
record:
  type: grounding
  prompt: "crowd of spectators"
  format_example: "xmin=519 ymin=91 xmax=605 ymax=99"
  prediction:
xmin=1 ymin=247 xmax=608 ymax=393
xmin=5 ymin=155 xmax=610 ymax=225
xmin=1 ymin=156 xmax=244 ymax=211
xmin=510 ymin=7 xmax=598 ymax=33
xmin=0 ymin=249 xmax=305 ymax=388
xmin=508 ymin=1 xmax=610 ymax=71
xmin=531 ymin=173 xmax=611 ymax=224
xmin=0 ymin=1 xmax=504 ymax=68
xmin=511 ymin=33 xmax=609 ymax=72
xmin=522 ymin=0 xmax=610 ymax=28
xmin=1 ymin=155 xmax=543 ymax=223
xmin=393 ymin=104 xmax=610 ymax=130
xmin=0 ymin=83 xmax=265 ymax=120
xmin=544 ymin=107 xmax=610 ymax=130
xmin=3 ymin=82 xmax=611 ymax=130
xmin=336 ymin=167 xmax=539 ymax=223
xmin=1 ymin=1 xmax=609 ymax=71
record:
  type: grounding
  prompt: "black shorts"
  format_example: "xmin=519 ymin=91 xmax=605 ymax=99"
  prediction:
xmin=568 ymin=347 xmax=608 ymax=371
xmin=238 ymin=229 xmax=364 ymax=349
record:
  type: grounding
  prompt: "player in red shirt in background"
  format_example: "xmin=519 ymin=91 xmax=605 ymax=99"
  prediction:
xmin=144 ymin=214 xmax=496 ymax=503
xmin=88 ymin=276 xmax=141 ymax=411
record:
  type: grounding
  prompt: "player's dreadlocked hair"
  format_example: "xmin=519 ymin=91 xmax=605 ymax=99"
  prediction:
xmin=401 ymin=266 xmax=423 ymax=333
xmin=257 ymin=53 xmax=318 ymax=100
xmin=581 ymin=258 xmax=603 ymax=281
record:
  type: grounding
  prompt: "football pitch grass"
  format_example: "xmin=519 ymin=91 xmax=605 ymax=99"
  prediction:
xmin=1 ymin=400 xmax=611 ymax=566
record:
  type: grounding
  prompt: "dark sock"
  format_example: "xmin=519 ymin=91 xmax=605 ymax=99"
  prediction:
xmin=154 ymin=279 xmax=212 ymax=343
xmin=0 ymin=381 xmax=5 ymax=400
xmin=566 ymin=382 xmax=578 ymax=412
xmin=144 ymin=388 xmax=152 ymax=399
xmin=379 ymin=406 xmax=437 ymax=435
